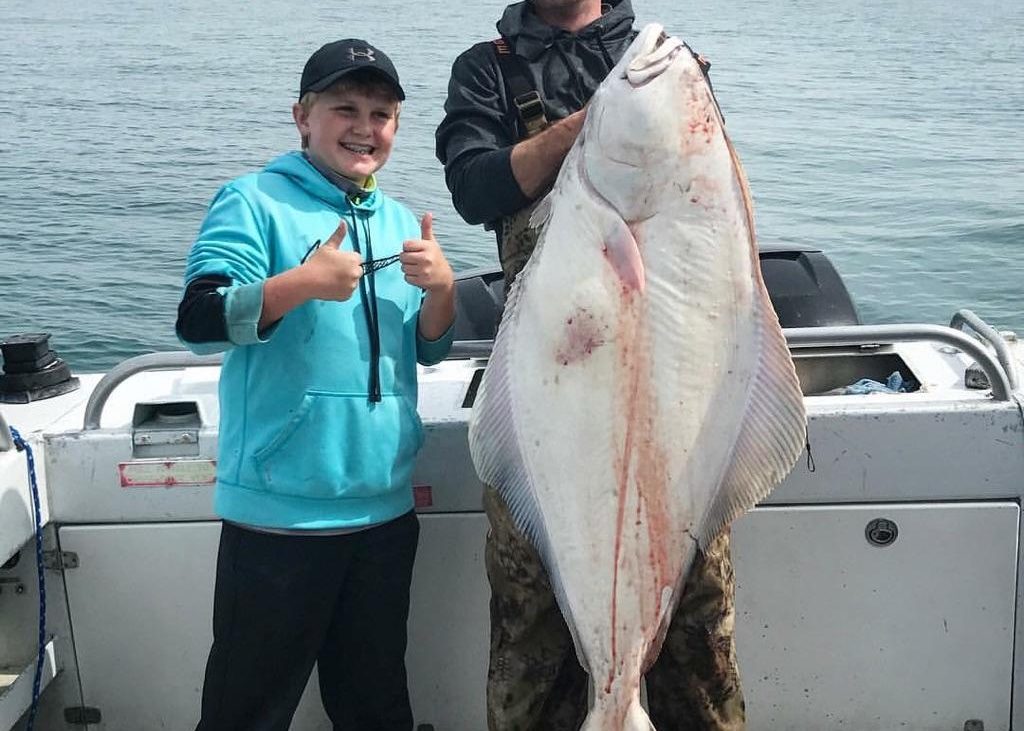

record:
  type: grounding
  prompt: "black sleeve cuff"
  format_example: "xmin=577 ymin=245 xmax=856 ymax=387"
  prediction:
xmin=447 ymin=146 xmax=533 ymax=226
xmin=176 ymin=275 xmax=231 ymax=344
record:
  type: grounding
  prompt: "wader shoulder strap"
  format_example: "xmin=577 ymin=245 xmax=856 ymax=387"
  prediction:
xmin=694 ymin=51 xmax=711 ymax=76
xmin=493 ymin=38 xmax=549 ymax=140
xmin=687 ymin=46 xmax=723 ymax=121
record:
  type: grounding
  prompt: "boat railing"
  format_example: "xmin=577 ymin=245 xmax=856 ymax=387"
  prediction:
xmin=82 ymin=352 xmax=222 ymax=430
xmin=783 ymin=323 xmax=1015 ymax=400
xmin=949 ymin=308 xmax=1019 ymax=391
xmin=452 ymin=322 xmax=1016 ymax=401
xmin=81 ymin=320 xmax=1019 ymax=430
xmin=0 ymin=410 xmax=13 ymax=452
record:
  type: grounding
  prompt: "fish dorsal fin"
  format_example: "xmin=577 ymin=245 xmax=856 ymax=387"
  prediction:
xmin=471 ymin=183 xmax=567 ymax=555
xmin=470 ymin=305 xmax=587 ymax=669
xmin=468 ymin=251 xmax=552 ymax=557
xmin=529 ymin=189 xmax=555 ymax=230
xmin=697 ymin=285 xmax=806 ymax=549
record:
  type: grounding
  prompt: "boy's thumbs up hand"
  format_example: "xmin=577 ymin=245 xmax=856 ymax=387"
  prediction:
xmin=401 ymin=213 xmax=453 ymax=293
xmin=303 ymin=218 xmax=363 ymax=301
xmin=323 ymin=219 xmax=347 ymax=249
xmin=420 ymin=212 xmax=435 ymax=241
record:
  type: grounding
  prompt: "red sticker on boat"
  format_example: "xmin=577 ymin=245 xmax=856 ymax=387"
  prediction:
xmin=118 ymin=459 xmax=217 ymax=488
xmin=413 ymin=485 xmax=433 ymax=508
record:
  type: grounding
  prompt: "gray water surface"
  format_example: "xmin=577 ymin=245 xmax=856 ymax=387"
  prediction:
xmin=1 ymin=0 xmax=1021 ymax=371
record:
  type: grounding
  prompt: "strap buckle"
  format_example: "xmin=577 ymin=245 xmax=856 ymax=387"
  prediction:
xmin=513 ymin=90 xmax=548 ymax=137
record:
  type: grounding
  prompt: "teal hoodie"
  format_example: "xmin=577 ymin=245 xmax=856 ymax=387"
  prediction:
xmin=181 ymin=152 xmax=452 ymax=529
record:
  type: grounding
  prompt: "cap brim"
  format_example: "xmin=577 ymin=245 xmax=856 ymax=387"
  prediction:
xmin=304 ymin=67 xmax=406 ymax=101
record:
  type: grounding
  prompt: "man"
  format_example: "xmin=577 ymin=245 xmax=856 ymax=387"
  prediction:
xmin=436 ymin=2 xmax=744 ymax=729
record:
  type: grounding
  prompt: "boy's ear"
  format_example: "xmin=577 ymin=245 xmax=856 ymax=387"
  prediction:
xmin=292 ymin=102 xmax=309 ymax=134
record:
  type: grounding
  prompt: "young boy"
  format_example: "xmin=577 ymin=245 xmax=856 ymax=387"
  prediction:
xmin=176 ymin=39 xmax=455 ymax=731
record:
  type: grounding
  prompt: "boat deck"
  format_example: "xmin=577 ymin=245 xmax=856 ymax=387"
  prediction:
xmin=2 ymin=318 xmax=1023 ymax=730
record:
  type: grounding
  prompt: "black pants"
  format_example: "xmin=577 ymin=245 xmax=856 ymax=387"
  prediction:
xmin=195 ymin=512 xmax=420 ymax=731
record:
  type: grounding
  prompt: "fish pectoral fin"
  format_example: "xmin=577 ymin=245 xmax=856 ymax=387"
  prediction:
xmin=698 ymin=288 xmax=808 ymax=549
xmin=601 ymin=216 xmax=645 ymax=293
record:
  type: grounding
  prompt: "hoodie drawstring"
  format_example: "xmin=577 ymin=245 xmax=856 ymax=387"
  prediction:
xmin=550 ymin=37 xmax=588 ymax=106
xmin=347 ymin=206 xmax=383 ymax=403
xmin=595 ymin=34 xmax=615 ymax=72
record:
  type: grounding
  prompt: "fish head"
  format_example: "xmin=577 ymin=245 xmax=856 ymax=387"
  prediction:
xmin=579 ymin=23 xmax=725 ymax=222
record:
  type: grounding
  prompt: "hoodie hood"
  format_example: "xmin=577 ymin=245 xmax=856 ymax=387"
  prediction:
xmin=264 ymin=151 xmax=382 ymax=212
xmin=492 ymin=0 xmax=637 ymax=117
xmin=497 ymin=0 xmax=636 ymax=61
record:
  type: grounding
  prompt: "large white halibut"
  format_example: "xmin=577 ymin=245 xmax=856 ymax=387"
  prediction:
xmin=469 ymin=24 xmax=806 ymax=730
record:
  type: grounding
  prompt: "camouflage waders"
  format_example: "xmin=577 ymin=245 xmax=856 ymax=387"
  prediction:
xmin=484 ymin=207 xmax=745 ymax=730
xmin=498 ymin=200 xmax=543 ymax=291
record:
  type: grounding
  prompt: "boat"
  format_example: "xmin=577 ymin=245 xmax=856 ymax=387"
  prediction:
xmin=1 ymin=244 xmax=1020 ymax=731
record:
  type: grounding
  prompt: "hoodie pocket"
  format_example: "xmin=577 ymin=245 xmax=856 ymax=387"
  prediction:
xmin=252 ymin=391 xmax=423 ymax=500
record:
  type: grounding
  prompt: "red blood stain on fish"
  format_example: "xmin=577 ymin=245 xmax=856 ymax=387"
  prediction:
xmin=682 ymin=89 xmax=718 ymax=154
xmin=607 ymin=286 xmax=675 ymax=689
xmin=554 ymin=308 xmax=609 ymax=366
xmin=688 ymin=115 xmax=715 ymax=142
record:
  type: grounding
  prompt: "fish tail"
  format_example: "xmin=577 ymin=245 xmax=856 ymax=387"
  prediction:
xmin=581 ymin=695 xmax=655 ymax=731
xmin=625 ymin=699 xmax=656 ymax=731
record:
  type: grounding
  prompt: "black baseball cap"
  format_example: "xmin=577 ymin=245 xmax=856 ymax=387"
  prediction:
xmin=299 ymin=39 xmax=406 ymax=101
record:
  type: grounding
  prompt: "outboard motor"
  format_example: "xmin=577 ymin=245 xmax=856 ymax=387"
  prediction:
xmin=0 ymin=332 xmax=80 ymax=403
xmin=450 ymin=267 xmax=507 ymax=342
xmin=758 ymin=243 xmax=860 ymax=328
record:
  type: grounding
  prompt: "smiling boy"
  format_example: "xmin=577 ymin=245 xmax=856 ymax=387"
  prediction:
xmin=176 ymin=39 xmax=454 ymax=731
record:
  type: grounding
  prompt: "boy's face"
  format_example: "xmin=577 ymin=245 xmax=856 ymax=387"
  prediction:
xmin=294 ymin=84 xmax=399 ymax=181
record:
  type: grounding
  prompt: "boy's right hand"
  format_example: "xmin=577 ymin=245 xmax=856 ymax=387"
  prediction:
xmin=303 ymin=219 xmax=363 ymax=301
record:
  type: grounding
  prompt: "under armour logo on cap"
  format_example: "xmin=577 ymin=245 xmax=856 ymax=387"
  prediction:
xmin=299 ymin=38 xmax=405 ymax=100
xmin=348 ymin=47 xmax=376 ymax=63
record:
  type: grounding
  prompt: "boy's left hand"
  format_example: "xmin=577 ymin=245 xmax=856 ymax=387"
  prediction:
xmin=401 ymin=213 xmax=454 ymax=293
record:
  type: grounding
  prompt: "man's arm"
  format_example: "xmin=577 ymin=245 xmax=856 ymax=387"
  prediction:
xmin=436 ymin=46 xmax=584 ymax=225
xmin=508 ymin=109 xmax=585 ymax=200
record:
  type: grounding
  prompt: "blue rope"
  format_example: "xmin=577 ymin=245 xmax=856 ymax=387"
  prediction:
xmin=10 ymin=426 xmax=46 ymax=731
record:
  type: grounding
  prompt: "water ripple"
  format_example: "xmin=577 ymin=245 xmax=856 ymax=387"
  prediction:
xmin=2 ymin=0 xmax=1022 ymax=371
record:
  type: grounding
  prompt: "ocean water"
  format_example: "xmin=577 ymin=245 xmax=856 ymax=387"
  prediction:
xmin=1 ymin=0 xmax=1021 ymax=372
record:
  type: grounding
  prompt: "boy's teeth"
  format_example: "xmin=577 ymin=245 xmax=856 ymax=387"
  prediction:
xmin=343 ymin=143 xmax=373 ymax=154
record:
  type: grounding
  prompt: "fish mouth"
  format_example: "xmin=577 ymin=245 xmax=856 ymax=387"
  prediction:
xmin=625 ymin=27 xmax=684 ymax=87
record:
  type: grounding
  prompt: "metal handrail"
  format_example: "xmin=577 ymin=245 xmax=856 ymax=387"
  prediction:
xmin=0 ymin=409 xmax=13 ymax=452
xmin=948 ymin=309 xmax=1019 ymax=391
xmin=81 ymin=322 xmax=1018 ymax=429
xmin=449 ymin=325 xmax=1016 ymax=401
xmin=784 ymin=324 xmax=1013 ymax=400
xmin=83 ymin=352 xmax=223 ymax=430
xmin=447 ymin=340 xmax=494 ymax=360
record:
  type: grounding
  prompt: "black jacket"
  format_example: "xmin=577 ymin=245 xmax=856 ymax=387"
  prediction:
xmin=435 ymin=0 xmax=637 ymax=228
